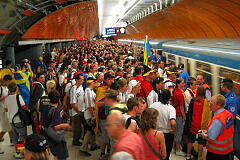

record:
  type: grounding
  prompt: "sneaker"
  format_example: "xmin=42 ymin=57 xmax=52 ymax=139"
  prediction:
xmin=99 ymin=154 xmax=108 ymax=160
xmin=0 ymin=138 xmax=4 ymax=142
xmin=14 ymin=152 xmax=24 ymax=159
xmin=171 ymin=148 xmax=176 ymax=154
xmin=0 ymin=150 xmax=4 ymax=154
xmin=10 ymin=139 xmax=14 ymax=146
xmin=90 ymin=145 xmax=100 ymax=151
xmin=80 ymin=150 xmax=91 ymax=156
xmin=72 ymin=141 xmax=82 ymax=146
xmin=176 ymin=151 xmax=186 ymax=157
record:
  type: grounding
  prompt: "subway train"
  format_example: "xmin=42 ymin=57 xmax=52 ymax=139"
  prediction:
xmin=118 ymin=38 xmax=240 ymax=101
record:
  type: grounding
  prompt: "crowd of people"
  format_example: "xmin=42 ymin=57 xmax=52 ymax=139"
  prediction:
xmin=0 ymin=40 xmax=239 ymax=160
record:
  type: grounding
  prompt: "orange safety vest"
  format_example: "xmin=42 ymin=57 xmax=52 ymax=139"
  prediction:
xmin=206 ymin=109 xmax=234 ymax=155
xmin=195 ymin=83 xmax=211 ymax=95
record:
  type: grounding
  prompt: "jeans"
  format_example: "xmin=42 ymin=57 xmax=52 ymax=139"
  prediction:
xmin=175 ymin=117 xmax=184 ymax=143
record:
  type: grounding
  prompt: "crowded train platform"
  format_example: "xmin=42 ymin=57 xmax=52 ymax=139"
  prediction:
xmin=0 ymin=0 xmax=240 ymax=160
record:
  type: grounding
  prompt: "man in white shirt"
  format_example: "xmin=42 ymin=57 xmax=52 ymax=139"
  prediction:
xmin=0 ymin=75 xmax=12 ymax=153
xmin=164 ymin=68 xmax=177 ymax=104
xmin=80 ymin=77 xmax=98 ymax=156
xmin=70 ymin=61 xmax=78 ymax=79
xmin=5 ymin=83 xmax=27 ymax=159
xmin=147 ymin=77 xmax=164 ymax=106
xmin=70 ymin=74 xmax=85 ymax=146
xmin=158 ymin=60 xmax=167 ymax=78
xmin=149 ymin=89 xmax=176 ymax=160
xmin=51 ymin=50 xmax=57 ymax=60
xmin=184 ymin=77 xmax=196 ymax=112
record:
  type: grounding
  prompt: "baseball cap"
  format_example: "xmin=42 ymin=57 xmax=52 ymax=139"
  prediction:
xmin=166 ymin=68 xmax=177 ymax=75
xmin=81 ymin=60 xmax=87 ymax=64
xmin=104 ymin=72 xmax=114 ymax=79
xmin=23 ymin=134 xmax=48 ymax=153
xmin=91 ymin=56 xmax=96 ymax=59
xmin=23 ymin=59 xmax=29 ymax=63
xmin=73 ymin=72 xmax=80 ymax=79
xmin=222 ymin=78 xmax=233 ymax=84
xmin=143 ymin=65 xmax=157 ymax=77
xmin=87 ymin=77 xmax=96 ymax=83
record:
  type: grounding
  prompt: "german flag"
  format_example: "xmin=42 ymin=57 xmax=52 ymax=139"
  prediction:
xmin=188 ymin=98 xmax=212 ymax=134
xmin=16 ymin=143 xmax=24 ymax=150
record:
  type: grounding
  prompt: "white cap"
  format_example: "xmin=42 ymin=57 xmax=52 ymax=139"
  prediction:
xmin=112 ymin=152 xmax=134 ymax=160
xmin=128 ymin=56 xmax=134 ymax=60
xmin=128 ymin=80 xmax=139 ymax=93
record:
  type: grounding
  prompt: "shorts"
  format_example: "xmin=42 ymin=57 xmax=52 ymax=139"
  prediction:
xmin=49 ymin=140 xmax=69 ymax=160
xmin=175 ymin=117 xmax=184 ymax=143
xmin=11 ymin=123 xmax=27 ymax=144
xmin=101 ymin=120 xmax=110 ymax=144
xmin=0 ymin=111 xmax=11 ymax=132
xmin=188 ymin=132 xmax=206 ymax=145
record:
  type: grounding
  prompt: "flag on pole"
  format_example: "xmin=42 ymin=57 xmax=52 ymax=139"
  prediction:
xmin=144 ymin=35 xmax=150 ymax=66
xmin=14 ymin=70 xmax=32 ymax=105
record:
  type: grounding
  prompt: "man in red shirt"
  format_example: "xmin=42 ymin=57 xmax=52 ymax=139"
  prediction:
xmin=138 ymin=66 xmax=156 ymax=104
xmin=132 ymin=66 xmax=144 ymax=83
xmin=105 ymin=113 xmax=145 ymax=160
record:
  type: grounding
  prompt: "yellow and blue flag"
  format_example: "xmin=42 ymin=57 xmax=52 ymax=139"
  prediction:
xmin=14 ymin=71 xmax=32 ymax=105
xmin=144 ymin=35 xmax=150 ymax=66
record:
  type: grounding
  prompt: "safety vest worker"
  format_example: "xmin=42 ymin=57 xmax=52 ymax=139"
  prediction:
xmin=199 ymin=94 xmax=234 ymax=160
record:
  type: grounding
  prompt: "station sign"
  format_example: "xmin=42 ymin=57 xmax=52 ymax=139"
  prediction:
xmin=106 ymin=27 xmax=125 ymax=35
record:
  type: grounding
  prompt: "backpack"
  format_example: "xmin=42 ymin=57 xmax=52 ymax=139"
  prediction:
xmin=109 ymin=107 xmax=128 ymax=114
xmin=0 ymin=86 xmax=2 ymax=97
xmin=44 ymin=106 xmax=65 ymax=143
xmin=12 ymin=95 xmax=33 ymax=127
xmin=125 ymin=116 xmax=141 ymax=129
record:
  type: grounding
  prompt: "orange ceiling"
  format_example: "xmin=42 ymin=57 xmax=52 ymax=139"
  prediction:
xmin=116 ymin=0 xmax=240 ymax=39
xmin=22 ymin=1 xmax=99 ymax=40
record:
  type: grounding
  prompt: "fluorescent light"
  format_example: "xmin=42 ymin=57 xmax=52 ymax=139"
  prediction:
xmin=116 ymin=0 xmax=143 ymax=24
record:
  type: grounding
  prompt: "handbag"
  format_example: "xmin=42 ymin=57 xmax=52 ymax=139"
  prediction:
xmin=141 ymin=130 xmax=164 ymax=160
xmin=44 ymin=106 xmax=65 ymax=143
xmin=12 ymin=95 xmax=33 ymax=128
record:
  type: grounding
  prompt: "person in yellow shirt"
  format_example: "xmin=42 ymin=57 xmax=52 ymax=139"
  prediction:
xmin=0 ymin=60 xmax=15 ymax=81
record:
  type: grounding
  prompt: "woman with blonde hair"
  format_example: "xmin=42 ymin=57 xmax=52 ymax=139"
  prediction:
xmin=138 ymin=108 xmax=167 ymax=160
xmin=46 ymin=80 xmax=56 ymax=94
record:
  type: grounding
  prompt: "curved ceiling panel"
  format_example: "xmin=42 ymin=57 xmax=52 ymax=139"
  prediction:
xmin=116 ymin=0 xmax=240 ymax=39
xmin=22 ymin=1 xmax=98 ymax=39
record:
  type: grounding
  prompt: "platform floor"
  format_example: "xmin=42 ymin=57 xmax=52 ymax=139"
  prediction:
xmin=0 ymin=126 xmax=186 ymax=160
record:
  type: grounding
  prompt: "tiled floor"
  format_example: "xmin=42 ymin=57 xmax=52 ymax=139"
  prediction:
xmin=0 ymin=126 xmax=185 ymax=160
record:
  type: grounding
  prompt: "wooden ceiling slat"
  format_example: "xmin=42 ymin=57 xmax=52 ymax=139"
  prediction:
xmin=116 ymin=0 xmax=240 ymax=39
xmin=22 ymin=2 xmax=99 ymax=40
xmin=22 ymin=9 xmax=36 ymax=16
xmin=0 ymin=30 xmax=12 ymax=34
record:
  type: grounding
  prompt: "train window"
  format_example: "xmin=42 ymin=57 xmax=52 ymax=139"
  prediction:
xmin=186 ymin=59 xmax=190 ymax=75
xmin=168 ymin=54 xmax=175 ymax=65
xmin=196 ymin=61 xmax=212 ymax=89
xmin=178 ymin=57 xmax=182 ymax=64
xmin=218 ymin=68 xmax=240 ymax=101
